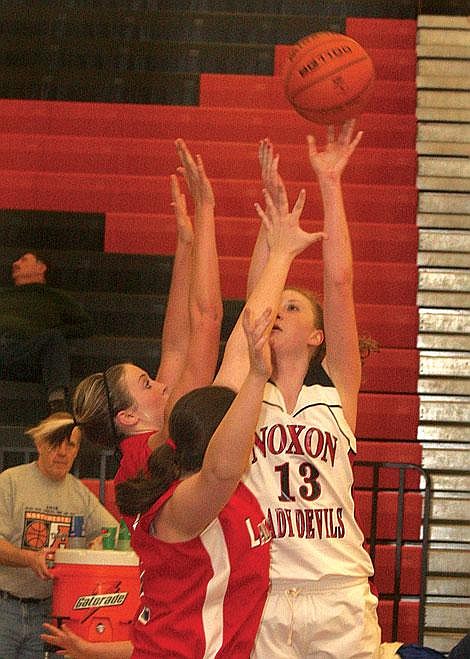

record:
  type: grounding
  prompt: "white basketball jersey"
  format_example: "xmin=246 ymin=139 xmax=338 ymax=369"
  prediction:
xmin=243 ymin=381 xmax=374 ymax=583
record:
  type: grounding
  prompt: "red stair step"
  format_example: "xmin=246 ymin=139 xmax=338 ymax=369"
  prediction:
xmin=360 ymin=348 xmax=419 ymax=394
xmin=0 ymin=171 xmax=418 ymax=223
xmin=356 ymin=305 xmax=418 ymax=351
xmin=106 ymin=215 xmax=419 ymax=347
xmin=355 ymin=441 xmax=422 ymax=466
xmin=0 ymin=169 xmax=164 ymax=214
xmin=199 ymin=73 xmax=416 ymax=115
xmin=346 ymin=17 xmax=417 ymax=50
xmin=355 ymin=491 xmax=423 ymax=541
xmin=0 ymin=99 xmax=417 ymax=149
xmin=217 ymin=256 xmax=417 ymax=305
xmin=0 ymin=133 xmax=417 ymax=186
xmin=104 ymin=213 xmax=418 ymax=261
xmin=354 ymin=442 xmax=423 ymax=487
xmin=378 ymin=599 xmax=420 ymax=644
xmin=356 ymin=393 xmax=419 ymax=440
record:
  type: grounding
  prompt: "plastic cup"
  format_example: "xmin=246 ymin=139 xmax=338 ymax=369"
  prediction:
xmin=117 ymin=519 xmax=131 ymax=551
xmin=101 ymin=526 xmax=117 ymax=549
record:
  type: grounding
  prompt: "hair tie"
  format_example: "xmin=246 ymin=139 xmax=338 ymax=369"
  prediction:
xmin=102 ymin=370 xmax=121 ymax=446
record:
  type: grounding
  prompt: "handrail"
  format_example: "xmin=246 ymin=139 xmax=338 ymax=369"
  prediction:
xmin=354 ymin=460 xmax=432 ymax=644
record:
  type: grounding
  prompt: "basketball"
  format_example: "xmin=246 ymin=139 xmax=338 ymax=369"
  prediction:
xmin=283 ymin=32 xmax=376 ymax=124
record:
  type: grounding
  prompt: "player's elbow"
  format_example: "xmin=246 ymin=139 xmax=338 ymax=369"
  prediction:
xmin=191 ymin=298 xmax=223 ymax=324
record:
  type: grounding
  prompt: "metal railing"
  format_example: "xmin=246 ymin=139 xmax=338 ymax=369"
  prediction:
xmin=354 ymin=460 xmax=432 ymax=644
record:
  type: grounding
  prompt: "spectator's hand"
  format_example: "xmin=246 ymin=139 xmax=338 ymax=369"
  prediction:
xmin=26 ymin=547 xmax=54 ymax=580
xmin=175 ymin=138 xmax=215 ymax=208
xmin=87 ymin=534 xmax=103 ymax=550
xmin=307 ymin=119 xmax=363 ymax=181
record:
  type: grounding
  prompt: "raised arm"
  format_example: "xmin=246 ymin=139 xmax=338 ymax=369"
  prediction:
xmin=246 ymin=138 xmax=280 ymax=298
xmin=155 ymin=169 xmax=193 ymax=391
xmin=163 ymin=140 xmax=223 ymax=422
xmin=307 ymin=119 xmax=363 ymax=429
xmin=155 ymin=306 xmax=272 ymax=541
xmin=215 ymin=165 xmax=325 ymax=392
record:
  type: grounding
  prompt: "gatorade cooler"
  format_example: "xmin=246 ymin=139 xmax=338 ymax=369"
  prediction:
xmin=51 ymin=548 xmax=140 ymax=642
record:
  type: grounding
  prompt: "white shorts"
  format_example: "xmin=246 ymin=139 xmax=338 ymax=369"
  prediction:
xmin=251 ymin=577 xmax=381 ymax=659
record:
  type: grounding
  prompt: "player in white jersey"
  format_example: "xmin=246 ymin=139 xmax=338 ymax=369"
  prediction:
xmin=214 ymin=120 xmax=382 ymax=658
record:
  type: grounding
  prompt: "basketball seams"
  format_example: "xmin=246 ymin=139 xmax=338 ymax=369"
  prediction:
xmin=293 ymin=75 xmax=376 ymax=123
xmin=285 ymin=32 xmax=343 ymax=66
xmin=286 ymin=54 xmax=373 ymax=104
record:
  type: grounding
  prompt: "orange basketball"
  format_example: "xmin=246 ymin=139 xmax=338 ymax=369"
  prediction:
xmin=283 ymin=32 xmax=376 ymax=124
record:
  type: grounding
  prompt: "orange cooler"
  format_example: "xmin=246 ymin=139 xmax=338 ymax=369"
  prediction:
xmin=51 ymin=548 xmax=140 ymax=641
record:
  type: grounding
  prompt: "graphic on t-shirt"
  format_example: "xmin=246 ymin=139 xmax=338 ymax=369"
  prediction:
xmin=22 ymin=510 xmax=72 ymax=550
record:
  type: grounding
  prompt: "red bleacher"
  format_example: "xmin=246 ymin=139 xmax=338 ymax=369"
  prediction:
xmin=0 ymin=133 xmax=417 ymax=184
xmin=346 ymin=17 xmax=417 ymax=49
xmin=199 ymin=73 xmax=417 ymax=115
xmin=0 ymin=99 xmax=416 ymax=150
xmin=0 ymin=169 xmax=418 ymax=221
xmin=105 ymin=213 xmax=419 ymax=261
xmin=356 ymin=393 xmax=419 ymax=441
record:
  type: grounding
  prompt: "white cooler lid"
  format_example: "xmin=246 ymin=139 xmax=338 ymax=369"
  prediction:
xmin=54 ymin=548 xmax=139 ymax=566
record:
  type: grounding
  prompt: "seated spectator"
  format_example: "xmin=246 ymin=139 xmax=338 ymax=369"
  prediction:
xmin=0 ymin=250 xmax=94 ymax=413
xmin=0 ymin=412 xmax=117 ymax=658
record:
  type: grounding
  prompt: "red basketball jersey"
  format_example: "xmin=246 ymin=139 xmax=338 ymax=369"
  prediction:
xmin=130 ymin=481 xmax=271 ymax=658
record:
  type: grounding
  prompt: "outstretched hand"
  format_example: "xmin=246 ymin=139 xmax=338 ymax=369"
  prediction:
xmin=307 ymin=119 xmax=363 ymax=181
xmin=27 ymin=547 xmax=53 ymax=580
xmin=175 ymin=138 xmax=215 ymax=208
xmin=254 ymin=170 xmax=326 ymax=259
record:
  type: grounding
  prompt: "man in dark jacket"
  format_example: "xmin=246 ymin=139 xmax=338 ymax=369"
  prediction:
xmin=0 ymin=251 xmax=94 ymax=413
